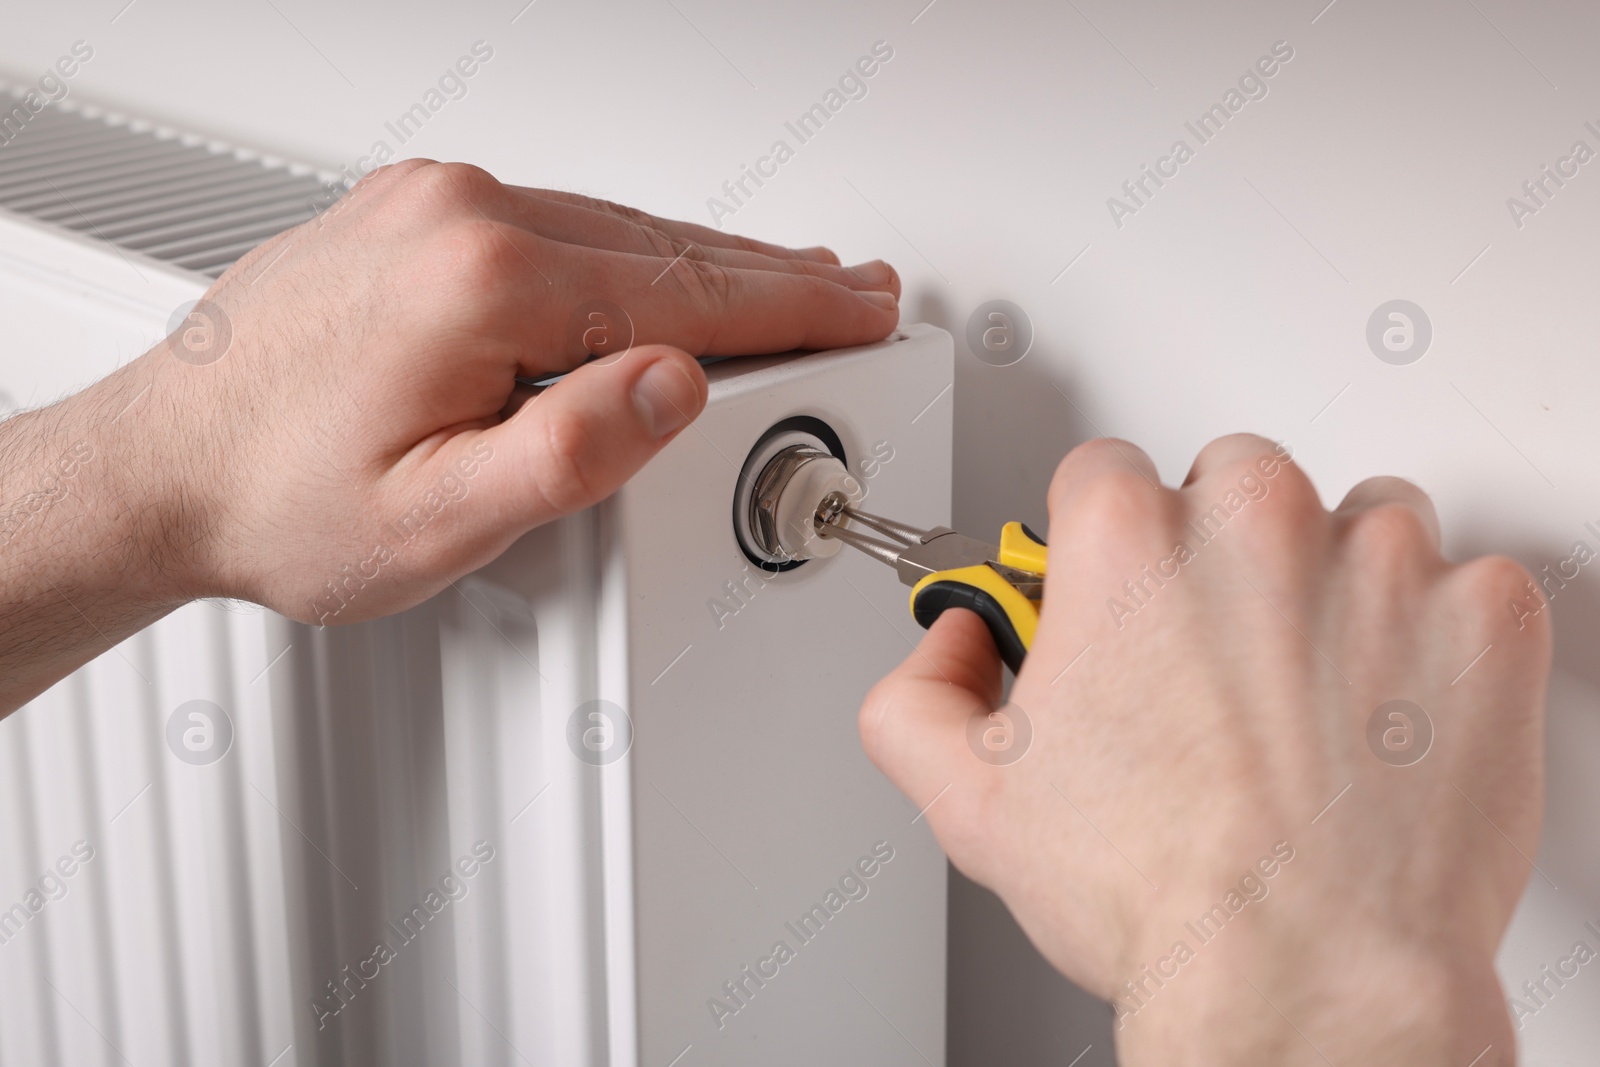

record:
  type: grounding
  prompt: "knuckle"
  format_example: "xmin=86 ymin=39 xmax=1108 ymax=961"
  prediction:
xmin=1194 ymin=436 xmax=1309 ymax=492
xmin=686 ymin=256 xmax=734 ymax=300
xmin=666 ymin=257 xmax=736 ymax=325
xmin=1230 ymin=471 xmax=1320 ymax=542
xmin=1234 ymin=447 xmax=1317 ymax=508
xmin=403 ymin=161 xmax=501 ymax=215
xmin=1352 ymin=474 xmax=1428 ymax=504
xmin=856 ymin=676 xmax=957 ymax=772
xmin=1457 ymin=553 xmax=1537 ymax=602
xmin=1083 ymin=466 xmax=1159 ymax=513
xmin=1058 ymin=437 xmax=1130 ymax=475
xmin=534 ymin=409 xmax=600 ymax=515
xmin=1048 ymin=438 xmax=1143 ymax=506
xmin=781 ymin=257 xmax=830 ymax=281
xmin=1207 ymin=450 xmax=1274 ymax=492
xmin=641 ymin=225 xmax=682 ymax=259
xmin=1453 ymin=554 xmax=1551 ymax=642
xmin=446 ymin=219 xmax=523 ymax=289
xmin=1262 ymin=454 xmax=1320 ymax=512
xmin=856 ymin=681 xmax=901 ymax=769
xmin=434 ymin=161 xmax=498 ymax=196
xmin=857 ymin=675 xmax=921 ymax=767
xmin=1173 ymin=446 xmax=1322 ymax=567
xmin=353 ymin=158 xmax=435 ymax=197
xmin=1054 ymin=468 xmax=1169 ymax=560
xmin=1203 ymin=431 xmax=1278 ymax=457
xmin=1230 ymin=494 xmax=1323 ymax=565
xmin=598 ymin=197 xmax=653 ymax=228
xmin=1343 ymin=503 xmax=1435 ymax=570
xmin=378 ymin=158 xmax=437 ymax=181
xmin=1241 ymin=474 xmax=1324 ymax=558
xmin=1186 ymin=433 xmax=1265 ymax=479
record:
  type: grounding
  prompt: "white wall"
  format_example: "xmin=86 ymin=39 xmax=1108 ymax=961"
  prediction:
xmin=5 ymin=0 xmax=1599 ymax=1061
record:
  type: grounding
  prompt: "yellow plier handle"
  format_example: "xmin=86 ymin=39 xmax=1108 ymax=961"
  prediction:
xmin=908 ymin=522 xmax=1046 ymax=674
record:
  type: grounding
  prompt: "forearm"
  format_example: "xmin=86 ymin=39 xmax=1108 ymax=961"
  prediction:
xmin=0 ymin=352 xmax=198 ymax=712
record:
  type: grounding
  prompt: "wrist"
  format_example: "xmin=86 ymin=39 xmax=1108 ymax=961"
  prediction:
xmin=107 ymin=346 xmax=225 ymax=603
xmin=5 ymin=350 xmax=211 ymax=605
xmin=1114 ymin=922 xmax=1513 ymax=1067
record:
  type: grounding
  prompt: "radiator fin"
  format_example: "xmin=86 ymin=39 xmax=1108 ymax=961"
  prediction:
xmin=0 ymin=91 xmax=336 ymax=278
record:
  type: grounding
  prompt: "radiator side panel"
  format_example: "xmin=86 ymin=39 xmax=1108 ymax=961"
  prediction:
xmin=618 ymin=325 xmax=954 ymax=1067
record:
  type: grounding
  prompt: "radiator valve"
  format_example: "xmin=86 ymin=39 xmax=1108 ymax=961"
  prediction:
xmin=738 ymin=444 xmax=862 ymax=564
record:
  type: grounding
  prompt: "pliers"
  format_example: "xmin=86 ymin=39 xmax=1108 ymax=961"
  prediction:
xmin=815 ymin=496 xmax=1048 ymax=674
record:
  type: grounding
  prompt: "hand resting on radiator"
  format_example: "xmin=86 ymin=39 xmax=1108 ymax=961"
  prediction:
xmin=0 ymin=159 xmax=900 ymax=711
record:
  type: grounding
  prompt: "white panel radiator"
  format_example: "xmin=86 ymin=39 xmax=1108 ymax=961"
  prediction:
xmin=0 ymin=99 xmax=953 ymax=1067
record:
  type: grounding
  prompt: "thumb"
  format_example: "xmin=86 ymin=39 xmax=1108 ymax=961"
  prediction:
xmin=858 ymin=608 xmax=1004 ymax=813
xmin=478 ymin=343 xmax=707 ymax=528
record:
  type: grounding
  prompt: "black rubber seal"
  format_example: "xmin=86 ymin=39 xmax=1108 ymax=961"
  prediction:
xmin=732 ymin=416 xmax=848 ymax=573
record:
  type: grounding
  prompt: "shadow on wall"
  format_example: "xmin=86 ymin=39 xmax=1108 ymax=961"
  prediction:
xmin=947 ymin=867 xmax=1116 ymax=1067
xmin=910 ymin=287 xmax=1115 ymax=1064
xmin=910 ymin=289 xmax=1091 ymax=539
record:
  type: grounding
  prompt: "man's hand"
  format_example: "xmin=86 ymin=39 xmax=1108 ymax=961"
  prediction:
xmin=860 ymin=434 xmax=1551 ymax=1066
xmin=0 ymin=160 xmax=900 ymax=711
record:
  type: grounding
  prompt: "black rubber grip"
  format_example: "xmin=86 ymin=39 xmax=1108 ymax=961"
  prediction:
xmin=1019 ymin=522 xmax=1048 ymax=547
xmin=912 ymin=581 xmax=1028 ymax=675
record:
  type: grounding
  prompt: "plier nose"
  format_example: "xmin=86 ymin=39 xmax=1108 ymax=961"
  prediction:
xmin=816 ymin=498 xmax=1048 ymax=673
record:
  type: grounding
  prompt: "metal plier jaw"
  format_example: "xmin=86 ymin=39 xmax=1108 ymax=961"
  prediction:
xmin=815 ymin=497 xmax=1048 ymax=673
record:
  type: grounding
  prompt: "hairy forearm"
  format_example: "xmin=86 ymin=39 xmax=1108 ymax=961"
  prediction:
xmin=0 ymin=353 xmax=199 ymax=713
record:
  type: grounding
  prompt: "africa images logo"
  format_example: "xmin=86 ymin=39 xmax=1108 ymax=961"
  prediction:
xmin=165 ymin=700 xmax=233 ymax=766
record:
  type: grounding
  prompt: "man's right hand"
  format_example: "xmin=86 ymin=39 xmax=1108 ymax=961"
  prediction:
xmin=861 ymin=434 xmax=1551 ymax=1066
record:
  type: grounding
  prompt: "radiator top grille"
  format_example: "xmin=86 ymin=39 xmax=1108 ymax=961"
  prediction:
xmin=0 ymin=88 xmax=340 ymax=278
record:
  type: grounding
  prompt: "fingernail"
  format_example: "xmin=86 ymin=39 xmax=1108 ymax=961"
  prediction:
xmin=857 ymin=290 xmax=897 ymax=311
xmin=633 ymin=360 xmax=700 ymax=438
xmin=797 ymin=245 xmax=838 ymax=263
xmin=847 ymin=259 xmax=895 ymax=285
